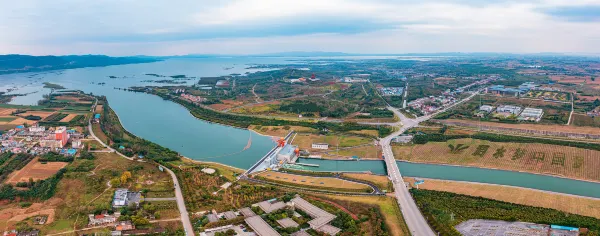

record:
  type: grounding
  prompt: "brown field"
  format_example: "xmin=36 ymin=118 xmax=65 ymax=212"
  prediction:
xmin=209 ymin=103 xmax=233 ymax=111
xmin=17 ymin=111 xmax=54 ymax=119
xmin=572 ymin=113 xmax=600 ymax=128
xmin=5 ymin=158 xmax=68 ymax=184
xmin=434 ymin=77 xmax=455 ymax=85
xmin=58 ymin=114 xmax=78 ymax=122
xmin=579 ymin=95 xmax=600 ymax=102
xmin=0 ymin=202 xmax=59 ymax=230
xmin=321 ymin=195 xmax=409 ymax=236
xmin=393 ymin=138 xmax=600 ymax=181
xmin=445 ymin=118 xmax=600 ymax=135
xmin=54 ymin=95 xmax=93 ymax=103
xmin=8 ymin=117 xmax=36 ymax=125
xmin=256 ymin=171 xmax=371 ymax=191
xmin=0 ymin=108 xmax=16 ymax=116
xmin=231 ymin=101 xmax=281 ymax=114
xmin=551 ymin=75 xmax=600 ymax=85
xmin=221 ymin=99 xmax=244 ymax=106
xmin=404 ymin=177 xmax=600 ymax=219
xmin=94 ymin=104 xmax=103 ymax=113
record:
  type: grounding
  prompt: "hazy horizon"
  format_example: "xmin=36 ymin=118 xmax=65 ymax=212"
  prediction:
xmin=1 ymin=0 xmax=599 ymax=56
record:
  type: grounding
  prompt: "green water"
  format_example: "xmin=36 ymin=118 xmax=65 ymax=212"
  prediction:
xmin=296 ymin=159 xmax=600 ymax=198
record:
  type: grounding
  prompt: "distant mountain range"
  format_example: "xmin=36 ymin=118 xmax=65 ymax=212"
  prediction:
xmin=158 ymin=51 xmax=586 ymax=58
xmin=0 ymin=54 xmax=160 ymax=75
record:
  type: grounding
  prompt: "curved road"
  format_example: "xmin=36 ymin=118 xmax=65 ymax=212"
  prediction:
xmin=88 ymin=99 xmax=195 ymax=235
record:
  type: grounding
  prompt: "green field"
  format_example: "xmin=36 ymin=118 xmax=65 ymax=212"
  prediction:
xmin=412 ymin=189 xmax=600 ymax=235
xmin=0 ymin=117 xmax=16 ymax=122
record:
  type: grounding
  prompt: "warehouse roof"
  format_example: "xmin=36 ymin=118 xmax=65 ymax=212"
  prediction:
xmin=245 ymin=215 xmax=281 ymax=236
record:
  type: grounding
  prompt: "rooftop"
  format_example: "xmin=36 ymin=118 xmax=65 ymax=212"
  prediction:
xmin=317 ymin=224 xmax=342 ymax=236
xmin=276 ymin=218 xmax=299 ymax=228
xmin=245 ymin=215 xmax=281 ymax=236
xmin=223 ymin=211 xmax=237 ymax=220
xmin=257 ymin=200 xmax=287 ymax=213
xmin=290 ymin=196 xmax=336 ymax=229
xmin=239 ymin=207 xmax=256 ymax=217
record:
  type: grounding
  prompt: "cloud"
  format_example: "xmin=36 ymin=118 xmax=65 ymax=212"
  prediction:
xmin=0 ymin=0 xmax=598 ymax=55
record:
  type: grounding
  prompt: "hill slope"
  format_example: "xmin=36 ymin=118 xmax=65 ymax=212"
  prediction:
xmin=0 ymin=55 xmax=160 ymax=74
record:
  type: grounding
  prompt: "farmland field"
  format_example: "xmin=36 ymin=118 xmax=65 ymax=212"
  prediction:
xmin=0 ymin=117 xmax=16 ymax=123
xmin=5 ymin=158 xmax=68 ymax=184
xmin=443 ymin=118 xmax=600 ymax=135
xmin=404 ymin=177 xmax=600 ymax=219
xmin=393 ymin=138 xmax=600 ymax=181
xmin=0 ymin=108 xmax=17 ymax=115
xmin=58 ymin=113 xmax=78 ymax=122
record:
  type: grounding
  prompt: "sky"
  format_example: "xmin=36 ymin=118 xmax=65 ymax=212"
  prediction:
xmin=1 ymin=0 xmax=599 ymax=56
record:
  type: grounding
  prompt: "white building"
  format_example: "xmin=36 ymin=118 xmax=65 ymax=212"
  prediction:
xmin=496 ymin=105 xmax=522 ymax=115
xmin=277 ymin=144 xmax=297 ymax=163
xmin=479 ymin=105 xmax=495 ymax=113
xmin=71 ymin=139 xmax=82 ymax=149
xmin=311 ymin=143 xmax=329 ymax=150
xmin=112 ymin=189 xmax=142 ymax=208
xmin=28 ymin=126 xmax=46 ymax=132
xmin=518 ymin=108 xmax=544 ymax=121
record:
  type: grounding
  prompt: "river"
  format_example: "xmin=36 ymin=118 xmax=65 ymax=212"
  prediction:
xmin=2 ymin=57 xmax=600 ymax=198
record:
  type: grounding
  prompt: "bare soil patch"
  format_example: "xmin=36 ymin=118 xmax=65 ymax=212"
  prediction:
xmin=0 ymin=108 xmax=16 ymax=116
xmin=94 ymin=105 xmax=103 ymax=113
xmin=59 ymin=114 xmax=78 ymax=122
xmin=256 ymin=171 xmax=371 ymax=191
xmin=209 ymin=103 xmax=233 ymax=111
xmin=17 ymin=111 xmax=54 ymax=119
xmin=8 ymin=117 xmax=36 ymax=125
xmin=5 ymin=158 xmax=68 ymax=184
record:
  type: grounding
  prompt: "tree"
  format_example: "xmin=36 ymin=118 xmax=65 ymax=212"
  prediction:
xmin=110 ymin=178 xmax=121 ymax=187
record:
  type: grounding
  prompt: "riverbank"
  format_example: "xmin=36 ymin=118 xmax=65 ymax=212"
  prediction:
xmin=135 ymin=88 xmax=391 ymax=137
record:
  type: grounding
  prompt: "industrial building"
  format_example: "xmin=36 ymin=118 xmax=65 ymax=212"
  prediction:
xmin=518 ymin=108 xmax=544 ymax=122
xmin=277 ymin=144 xmax=298 ymax=163
xmin=112 ymin=189 xmax=142 ymax=208
xmin=496 ymin=105 xmax=522 ymax=115
xmin=311 ymin=143 xmax=329 ymax=150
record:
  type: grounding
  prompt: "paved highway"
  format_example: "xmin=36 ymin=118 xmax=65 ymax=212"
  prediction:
xmin=380 ymin=91 xmax=481 ymax=236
